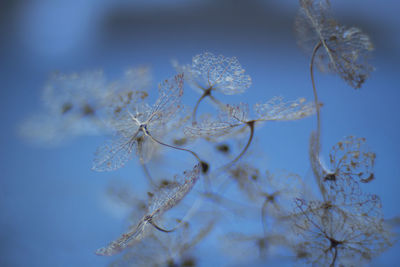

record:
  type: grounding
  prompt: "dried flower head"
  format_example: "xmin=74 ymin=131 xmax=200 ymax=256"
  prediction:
xmin=185 ymin=97 xmax=315 ymax=139
xmin=19 ymin=67 xmax=152 ymax=146
xmin=175 ymin=52 xmax=251 ymax=95
xmin=109 ymin=218 xmax=214 ymax=267
xmin=92 ymin=74 xmax=184 ymax=171
xmin=96 ymin=164 xmax=200 ymax=256
xmin=291 ymin=196 xmax=392 ymax=266
xmin=309 ymin=133 xmax=376 ymax=201
xmin=295 ymin=0 xmax=374 ymax=88
xmin=185 ymin=98 xmax=314 ymax=167
xmin=174 ymin=52 xmax=252 ymax=124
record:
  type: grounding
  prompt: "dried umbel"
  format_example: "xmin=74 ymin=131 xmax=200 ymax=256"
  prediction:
xmin=309 ymin=133 xmax=376 ymax=201
xmin=109 ymin=217 xmax=215 ymax=267
xmin=96 ymin=164 xmax=201 ymax=256
xmin=92 ymin=74 xmax=184 ymax=171
xmin=291 ymin=197 xmax=392 ymax=267
xmin=186 ymin=97 xmax=315 ymax=138
xmin=295 ymin=0 xmax=374 ymax=89
xmin=184 ymin=52 xmax=251 ymax=95
xmin=174 ymin=52 xmax=251 ymax=124
xmin=185 ymin=97 xmax=315 ymax=167
xmin=297 ymin=133 xmax=392 ymax=266
xmin=19 ymin=67 xmax=151 ymax=146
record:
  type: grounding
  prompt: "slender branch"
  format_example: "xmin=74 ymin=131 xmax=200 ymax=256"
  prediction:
xmin=141 ymin=163 xmax=156 ymax=187
xmin=311 ymin=41 xmax=322 ymax=139
xmin=192 ymin=88 xmax=211 ymax=125
xmin=210 ymin=121 xmax=255 ymax=182
xmin=150 ymin=197 xmax=205 ymax=234
xmin=261 ymin=200 xmax=268 ymax=236
xmin=209 ymin=94 xmax=228 ymax=111
xmin=226 ymin=121 xmax=255 ymax=168
xmin=146 ymin=132 xmax=209 ymax=173
xmin=330 ymin=247 xmax=338 ymax=267
xmin=149 ymin=220 xmax=175 ymax=233
xmin=310 ymin=41 xmax=327 ymax=199
xmin=145 ymin=216 xmax=175 ymax=233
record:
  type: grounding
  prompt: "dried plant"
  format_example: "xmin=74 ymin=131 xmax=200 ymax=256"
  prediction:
xmin=290 ymin=196 xmax=392 ymax=267
xmin=295 ymin=0 xmax=375 ymax=161
xmin=92 ymin=74 xmax=185 ymax=171
xmin=174 ymin=52 xmax=251 ymax=124
xmin=185 ymin=97 xmax=315 ymax=167
xmin=309 ymin=133 xmax=376 ymax=201
xmin=18 ymin=67 xmax=151 ymax=146
xmin=295 ymin=0 xmax=374 ymax=89
xmin=96 ymin=164 xmax=200 ymax=256
xmin=19 ymin=2 xmax=397 ymax=262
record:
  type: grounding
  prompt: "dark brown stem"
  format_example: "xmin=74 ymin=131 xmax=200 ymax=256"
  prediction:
xmin=147 ymin=132 xmax=209 ymax=173
xmin=261 ymin=200 xmax=268 ymax=236
xmin=330 ymin=247 xmax=338 ymax=267
xmin=141 ymin=163 xmax=155 ymax=187
xmin=310 ymin=41 xmax=327 ymax=199
xmin=311 ymin=41 xmax=322 ymax=139
xmin=229 ymin=121 xmax=255 ymax=166
xmin=147 ymin=217 xmax=175 ymax=233
xmin=211 ymin=121 xmax=255 ymax=180
xmin=192 ymin=88 xmax=212 ymax=125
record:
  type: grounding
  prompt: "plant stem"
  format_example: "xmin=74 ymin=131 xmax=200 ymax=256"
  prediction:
xmin=192 ymin=88 xmax=211 ymax=125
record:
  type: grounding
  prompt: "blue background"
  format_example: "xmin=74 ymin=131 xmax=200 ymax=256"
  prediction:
xmin=1 ymin=0 xmax=399 ymax=266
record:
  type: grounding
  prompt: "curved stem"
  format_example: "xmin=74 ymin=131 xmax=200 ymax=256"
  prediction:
xmin=310 ymin=41 xmax=328 ymax=199
xmin=330 ymin=247 xmax=338 ymax=267
xmin=211 ymin=121 xmax=255 ymax=181
xmin=146 ymin=132 xmax=208 ymax=173
xmin=209 ymin=94 xmax=227 ymax=110
xmin=151 ymin=198 xmax=205 ymax=234
xmin=261 ymin=200 xmax=268 ymax=236
xmin=148 ymin=218 xmax=175 ymax=233
xmin=228 ymin=121 xmax=255 ymax=167
xmin=311 ymin=41 xmax=322 ymax=144
xmin=192 ymin=89 xmax=211 ymax=125
xmin=141 ymin=163 xmax=155 ymax=187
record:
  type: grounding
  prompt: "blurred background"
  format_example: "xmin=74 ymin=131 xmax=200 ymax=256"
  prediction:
xmin=1 ymin=0 xmax=400 ymax=266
